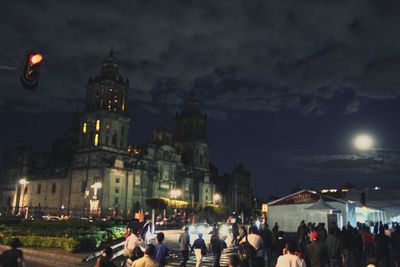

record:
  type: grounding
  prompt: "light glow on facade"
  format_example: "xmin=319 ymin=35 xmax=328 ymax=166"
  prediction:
xmin=96 ymin=120 xmax=101 ymax=131
xmin=94 ymin=134 xmax=99 ymax=146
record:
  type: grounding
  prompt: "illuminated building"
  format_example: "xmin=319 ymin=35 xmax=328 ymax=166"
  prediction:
xmin=0 ymin=50 xmax=221 ymax=217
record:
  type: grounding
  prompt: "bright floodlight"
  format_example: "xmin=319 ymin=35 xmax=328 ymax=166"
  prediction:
xmin=19 ymin=178 xmax=28 ymax=185
xmin=354 ymin=135 xmax=373 ymax=150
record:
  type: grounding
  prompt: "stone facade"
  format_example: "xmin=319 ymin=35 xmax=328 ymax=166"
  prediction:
xmin=0 ymin=51 xmax=225 ymax=217
xmin=216 ymin=164 xmax=252 ymax=214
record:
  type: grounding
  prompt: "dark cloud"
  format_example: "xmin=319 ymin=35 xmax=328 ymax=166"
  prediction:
xmin=280 ymin=150 xmax=400 ymax=175
xmin=1 ymin=0 xmax=400 ymax=117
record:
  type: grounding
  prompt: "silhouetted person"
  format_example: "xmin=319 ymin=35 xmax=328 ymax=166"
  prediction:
xmin=95 ymin=247 xmax=117 ymax=267
xmin=211 ymin=233 xmax=227 ymax=267
xmin=325 ymin=227 xmax=344 ymax=267
xmin=375 ymin=228 xmax=390 ymax=267
xmin=304 ymin=231 xmax=329 ymax=267
xmin=179 ymin=226 xmax=191 ymax=267
xmin=0 ymin=238 xmax=24 ymax=267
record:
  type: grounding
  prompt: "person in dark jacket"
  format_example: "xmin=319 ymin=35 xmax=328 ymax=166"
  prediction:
xmin=232 ymin=222 xmax=240 ymax=246
xmin=349 ymin=228 xmax=363 ymax=267
xmin=375 ymin=228 xmax=391 ymax=267
xmin=0 ymin=238 xmax=24 ymax=267
xmin=304 ymin=231 xmax=329 ymax=267
xmin=192 ymin=233 xmax=207 ymax=267
xmin=273 ymin=231 xmax=287 ymax=258
xmin=325 ymin=228 xmax=344 ymax=267
xmin=211 ymin=233 xmax=227 ymax=267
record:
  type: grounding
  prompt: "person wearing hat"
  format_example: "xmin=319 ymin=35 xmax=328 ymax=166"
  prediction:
xmin=0 ymin=238 xmax=24 ymax=267
xmin=131 ymin=244 xmax=157 ymax=267
xmin=304 ymin=231 xmax=329 ymax=267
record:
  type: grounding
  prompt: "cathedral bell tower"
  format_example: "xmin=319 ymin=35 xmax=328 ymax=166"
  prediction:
xmin=174 ymin=91 xmax=208 ymax=170
xmin=79 ymin=49 xmax=130 ymax=151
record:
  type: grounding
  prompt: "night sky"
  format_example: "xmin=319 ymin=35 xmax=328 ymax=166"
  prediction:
xmin=1 ymin=1 xmax=400 ymax=198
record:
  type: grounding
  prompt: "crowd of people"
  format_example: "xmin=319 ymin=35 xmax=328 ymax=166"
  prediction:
xmin=227 ymin=220 xmax=400 ymax=267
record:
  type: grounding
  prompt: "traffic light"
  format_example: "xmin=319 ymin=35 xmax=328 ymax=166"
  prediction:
xmin=20 ymin=51 xmax=43 ymax=90
xmin=360 ymin=192 xmax=366 ymax=206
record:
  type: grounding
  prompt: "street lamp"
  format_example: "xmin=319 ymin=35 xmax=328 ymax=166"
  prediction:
xmin=213 ymin=193 xmax=221 ymax=205
xmin=170 ymin=189 xmax=182 ymax=199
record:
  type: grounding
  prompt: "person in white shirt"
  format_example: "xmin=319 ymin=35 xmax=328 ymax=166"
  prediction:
xmin=276 ymin=242 xmax=305 ymax=267
xmin=247 ymin=226 xmax=263 ymax=251
xmin=124 ymin=230 xmax=140 ymax=257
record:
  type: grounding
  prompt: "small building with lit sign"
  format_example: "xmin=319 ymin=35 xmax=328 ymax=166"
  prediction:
xmin=267 ymin=190 xmax=355 ymax=232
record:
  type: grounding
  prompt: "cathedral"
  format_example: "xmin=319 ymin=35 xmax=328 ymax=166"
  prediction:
xmin=0 ymin=51 xmax=251 ymax=218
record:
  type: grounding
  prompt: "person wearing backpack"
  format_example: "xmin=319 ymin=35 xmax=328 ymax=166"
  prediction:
xmin=238 ymin=239 xmax=256 ymax=267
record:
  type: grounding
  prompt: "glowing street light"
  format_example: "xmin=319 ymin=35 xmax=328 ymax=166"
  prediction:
xmin=170 ymin=189 xmax=182 ymax=199
xmin=19 ymin=178 xmax=29 ymax=185
xmin=213 ymin=193 xmax=221 ymax=204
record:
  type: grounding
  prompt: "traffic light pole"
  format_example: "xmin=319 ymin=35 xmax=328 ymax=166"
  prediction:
xmin=0 ymin=65 xmax=19 ymax=71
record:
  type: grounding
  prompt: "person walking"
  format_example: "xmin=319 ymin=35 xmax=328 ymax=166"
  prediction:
xmin=325 ymin=227 xmax=345 ymax=267
xmin=95 ymin=247 xmax=117 ymax=267
xmin=0 ymin=238 xmax=24 ymax=267
xmin=211 ymin=233 xmax=227 ymax=267
xmin=155 ymin=232 xmax=169 ymax=267
xmin=179 ymin=226 xmax=191 ymax=267
xmin=125 ymin=229 xmax=140 ymax=257
xmin=375 ymin=227 xmax=390 ymax=267
xmin=259 ymin=223 xmax=273 ymax=267
xmin=232 ymin=222 xmax=240 ymax=246
xmin=349 ymin=228 xmax=362 ymax=267
xmin=247 ymin=226 xmax=264 ymax=267
xmin=192 ymin=233 xmax=207 ymax=267
xmin=272 ymin=223 xmax=279 ymax=239
xmin=297 ymin=221 xmax=309 ymax=254
xmin=276 ymin=242 xmax=306 ymax=267
xmin=304 ymin=231 xmax=329 ymax=267
xmin=131 ymin=244 xmax=157 ymax=267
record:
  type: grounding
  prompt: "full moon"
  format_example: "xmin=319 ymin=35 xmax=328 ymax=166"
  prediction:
xmin=354 ymin=135 xmax=373 ymax=150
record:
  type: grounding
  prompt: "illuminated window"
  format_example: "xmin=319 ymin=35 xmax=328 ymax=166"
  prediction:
xmin=106 ymin=122 xmax=111 ymax=129
xmin=82 ymin=122 xmax=87 ymax=133
xmin=134 ymin=175 xmax=141 ymax=185
xmin=96 ymin=120 xmax=100 ymax=131
xmin=94 ymin=134 xmax=99 ymax=146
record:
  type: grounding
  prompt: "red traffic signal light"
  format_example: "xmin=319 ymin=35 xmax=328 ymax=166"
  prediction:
xmin=29 ymin=53 xmax=43 ymax=65
xmin=21 ymin=50 xmax=43 ymax=90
